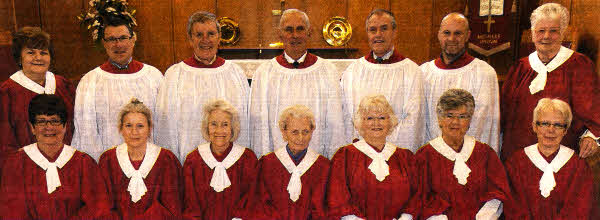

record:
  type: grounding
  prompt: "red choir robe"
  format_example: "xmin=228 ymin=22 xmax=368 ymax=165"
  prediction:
xmin=500 ymin=49 xmax=600 ymax=160
xmin=505 ymin=146 xmax=596 ymax=220
xmin=415 ymin=137 xmax=512 ymax=219
xmin=250 ymin=147 xmax=330 ymax=219
xmin=0 ymin=145 xmax=115 ymax=220
xmin=327 ymin=140 xmax=421 ymax=220
xmin=99 ymin=59 xmax=144 ymax=74
xmin=0 ymin=74 xmax=75 ymax=154
xmin=99 ymin=145 xmax=183 ymax=220
xmin=183 ymin=56 xmax=226 ymax=68
xmin=182 ymin=143 xmax=258 ymax=220
xmin=364 ymin=49 xmax=407 ymax=64
xmin=275 ymin=53 xmax=318 ymax=69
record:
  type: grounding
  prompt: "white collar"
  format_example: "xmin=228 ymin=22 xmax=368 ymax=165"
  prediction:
xmin=528 ymin=46 xmax=574 ymax=94
xmin=284 ymin=51 xmax=307 ymax=63
xmin=524 ymin=144 xmax=573 ymax=198
xmin=198 ymin=143 xmax=245 ymax=192
xmin=274 ymin=146 xmax=319 ymax=202
xmin=23 ymin=143 xmax=76 ymax=194
xmin=9 ymin=70 xmax=56 ymax=94
xmin=373 ymin=47 xmax=395 ymax=60
xmin=116 ymin=142 xmax=161 ymax=202
xmin=430 ymin=135 xmax=476 ymax=185
xmin=353 ymin=139 xmax=396 ymax=182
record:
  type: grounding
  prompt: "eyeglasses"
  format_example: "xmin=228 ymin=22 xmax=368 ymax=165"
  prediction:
xmin=103 ymin=35 xmax=133 ymax=43
xmin=34 ymin=119 xmax=63 ymax=126
xmin=535 ymin=121 xmax=567 ymax=130
xmin=443 ymin=113 xmax=471 ymax=120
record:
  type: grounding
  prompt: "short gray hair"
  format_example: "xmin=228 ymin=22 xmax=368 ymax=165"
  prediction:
xmin=353 ymin=95 xmax=399 ymax=135
xmin=530 ymin=3 xmax=569 ymax=33
xmin=187 ymin=11 xmax=220 ymax=37
xmin=278 ymin=104 xmax=316 ymax=132
xmin=279 ymin=9 xmax=310 ymax=30
xmin=118 ymin=98 xmax=153 ymax=130
xmin=201 ymin=99 xmax=241 ymax=142
xmin=365 ymin=9 xmax=397 ymax=30
xmin=436 ymin=89 xmax=475 ymax=118
xmin=532 ymin=98 xmax=572 ymax=130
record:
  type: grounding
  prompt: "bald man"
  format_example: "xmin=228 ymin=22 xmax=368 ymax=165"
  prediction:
xmin=420 ymin=13 xmax=501 ymax=152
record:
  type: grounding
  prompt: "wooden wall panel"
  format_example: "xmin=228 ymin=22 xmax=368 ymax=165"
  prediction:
xmin=429 ymin=0 xmax=464 ymax=62
xmin=347 ymin=0 xmax=389 ymax=57
xmin=305 ymin=0 xmax=347 ymax=48
xmin=260 ymin=0 xmax=287 ymax=49
xmin=573 ymin=0 xmax=600 ymax=74
xmin=217 ymin=0 xmax=259 ymax=48
xmin=172 ymin=0 xmax=216 ymax=63
xmin=392 ymin=0 xmax=433 ymax=64
xmin=13 ymin=0 xmax=41 ymax=28
xmin=129 ymin=0 xmax=174 ymax=72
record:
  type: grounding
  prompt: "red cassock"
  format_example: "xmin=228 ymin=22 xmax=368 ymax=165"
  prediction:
xmin=327 ymin=143 xmax=421 ymax=220
xmin=0 ymin=148 xmax=114 ymax=220
xmin=250 ymin=152 xmax=330 ymax=220
xmin=500 ymin=51 xmax=600 ymax=160
xmin=99 ymin=147 xmax=183 ymax=220
xmin=415 ymin=141 xmax=512 ymax=219
xmin=505 ymin=148 xmax=595 ymax=220
xmin=182 ymin=144 xmax=258 ymax=220
xmin=0 ymin=75 xmax=75 ymax=154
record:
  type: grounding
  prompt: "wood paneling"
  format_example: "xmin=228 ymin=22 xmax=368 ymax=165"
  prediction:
xmin=129 ymin=0 xmax=174 ymax=72
xmin=172 ymin=0 xmax=216 ymax=63
xmin=347 ymin=0 xmax=389 ymax=57
xmin=392 ymin=0 xmax=433 ymax=64
xmin=217 ymin=0 xmax=259 ymax=48
xmin=13 ymin=0 xmax=41 ymax=28
xmin=573 ymin=0 xmax=600 ymax=74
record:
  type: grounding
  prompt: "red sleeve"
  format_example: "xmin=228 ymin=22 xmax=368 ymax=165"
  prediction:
xmin=308 ymin=157 xmax=330 ymax=220
xmin=0 ymin=86 xmax=18 ymax=153
xmin=140 ymin=150 xmax=183 ymax=219
xmin=415 ymin=147 xmax=451 ymax=219
xmin=326 ymin=147 xmax=364 ymax=219
xmin=232 ymin=150 xmax=259 ymax=218
xmin=481 ymin=146 xmax=512 ymax=203
xmin=182 ymin=152 xmax=202 ymax=220
xmin=557 ymin=159 xmax=595 ymax=219
xmin=54 ymin=76 xmax=76 ymax=145
xmin=0 ymin=152 xmax=31 ymax=219
xmin=70 ymin=153 xmax=117 ymax=220
xmin=568 ymin=55 xmax=600 ymax=137
xmin=250 ymin=156 xmax=281 ymax=219
xmin=401 ymin=150 xmax=423 ymax=218
xmin=503 ymin=152 xmax=532 ymax=220
xmin=500 ymin=59 xmax=524 ymax=133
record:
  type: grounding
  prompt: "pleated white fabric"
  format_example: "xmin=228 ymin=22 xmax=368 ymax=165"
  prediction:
xmin=341 ymin=57 xmax=426 ymax=152
xmin=72 ymin=64 xmax=163 ymax=160
xmin=10 ymin=70 xmax=56 ymax=94
xmin=420 ymin=58 xmax=500 ymax=153
xmin=154 ymin=60 xmax=250 ymax=162
xmin=524 ymin=144 xmax=573 ymax=198
xmin=115 ymin=142 xmax=161 ymax=202
xmin=274 ymin=146 xmax=319 ymax=202
xmin=197 ymin=143 xmax=245 ymax=192
xmin=23 ymin=143 xmax=76 ymax=194
xmin=249 ymin=57 xmax=347 ymax=158
xmin=430 ymin=135 xmax=476 ymax=185
xmin=528 ymin=46 xmax=574 ymax=94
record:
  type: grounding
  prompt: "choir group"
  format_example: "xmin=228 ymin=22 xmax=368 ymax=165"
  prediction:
xmin=1 ymin=2 xmax=599 ymax=220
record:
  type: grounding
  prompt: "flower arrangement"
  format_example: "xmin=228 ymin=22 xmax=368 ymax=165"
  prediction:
xmin=77 ymin=0 xmax=137 ymax=43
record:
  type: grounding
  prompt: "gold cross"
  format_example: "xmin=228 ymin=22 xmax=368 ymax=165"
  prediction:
xmin=484 ymin=15 xmax=495 ymax=33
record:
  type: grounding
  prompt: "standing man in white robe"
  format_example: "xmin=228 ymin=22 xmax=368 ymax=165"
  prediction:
xmin=154 ymin=11 xmax=250 ymax=162
xmin=73 ymin=15 xmax=164 ymax=160
xmin=341 ymin=9 xmax=426 ymax=153
xmin=420 ymin=13 xmax=500 ymax=152
xmin=250 ymin=9 xmax=347 ymax=158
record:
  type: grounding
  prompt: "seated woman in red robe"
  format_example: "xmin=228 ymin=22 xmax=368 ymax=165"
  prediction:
xmin=505 ymin=98 xmax=596 ymax=219
xmin=327 ymin=95 xmax=421 ymax=220
xmin=99 ymin=98 xmax=182 ymax=219
xmin=250 ymin=104 xmax=329 ymax=219
xmin=0 ymin=94 xmax=114 ymax=219
xmin=182 ymin=99 xmax=258 ymax=220
xmin=415 ymin=89 xmax=511 ymax=220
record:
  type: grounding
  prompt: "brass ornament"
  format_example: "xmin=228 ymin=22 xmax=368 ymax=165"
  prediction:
xmin=218 ymin=17 xmax=240 ymax=45
xmin=322 ymin=16 xmax=352 ymax=46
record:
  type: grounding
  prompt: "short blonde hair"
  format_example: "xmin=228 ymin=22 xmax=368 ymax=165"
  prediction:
xmin=532 ymin=98 xmax=572 ymax=130
xmin=278 ymin=104 xmax=316 ymax=132
xmin=353 ymin=95 xmax=399 ymax=135
xmin=201 ymin=99 xmax=241 ymax=142
xmin=118 ymin=98 xmax=152 ymax=131
xmin=530 ymin=3 xmax=569 ymax=34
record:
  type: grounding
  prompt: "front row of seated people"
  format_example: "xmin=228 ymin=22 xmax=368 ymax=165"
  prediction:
xmin=0 ymin=89 xmax=595 ymax=220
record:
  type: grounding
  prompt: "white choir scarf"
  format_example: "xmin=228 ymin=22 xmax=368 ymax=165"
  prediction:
xmin=524 ymin=144 xmax=573 ymax=198
xmin=274 ymin=146 xmax=319 ymax=202
xmin=528 ymin=46 xmax=574 ymax=94
xmin=198 ymin=143 xmax=245 ymax=192
xmin=23 ymin=143 xmax=76 ymax=194
xmin=10 ymin=70 xmax=56 ymax=94
xmin=430 ymin=135 xmax=476 ymax=185
xmin=115 ymin=142 xmax=161 ymax=203
xmin=353 ymin=139 xmax=397 ymax=182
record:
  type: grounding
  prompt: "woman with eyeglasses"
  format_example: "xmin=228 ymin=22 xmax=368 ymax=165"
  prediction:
xmin=0 ymin=94 xmax=114 ymax=219
xmin=415 ymin=89 xmax=511 ymax=220
xmin=504 ymin=98 xmax=595 ymax=219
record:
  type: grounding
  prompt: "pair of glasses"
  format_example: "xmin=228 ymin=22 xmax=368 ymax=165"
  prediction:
xmin=103 ymin=35 xmax=132 ymax=43
xmin=34 ymin=119 xmax=63 ymax=126
xmin=535 ymin=121 xmax=567 ymax=129
xmin=443 ymin=114 xmax=470 ymax=120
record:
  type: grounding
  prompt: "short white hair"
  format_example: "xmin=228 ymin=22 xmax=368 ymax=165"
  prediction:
xmin=532 ymin=98 xmax=572 ymax=130
xmin=530 ymin=3 xmax=569 ymax=33
xmin=279 ymin=9 xmax=310 ymax=30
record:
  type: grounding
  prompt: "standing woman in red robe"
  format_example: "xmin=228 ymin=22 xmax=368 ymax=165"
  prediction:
xmin=500 ymin=3 xmax=600 ymax=161
xmin=0 ymin=94 xmax=114 ymax=219
xmin=99 ymin=98 xmax=182 ymax=219
xmin=0 ymin=27 xmax=75 ymax=160
xmin=415 ymin=89 xmax=512 ymax=219
xmin=505 ymin=98 xmax=595 ymax=219
xmin=182 ymin=99 xmax=258 ymax=220
xmin=327 ymin=95 xmax=421 ymax=220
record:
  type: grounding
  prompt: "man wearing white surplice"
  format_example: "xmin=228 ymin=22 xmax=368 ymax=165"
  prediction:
xmin=341 ymin=9 xmax=426 ymax=152
xmin=250 ymin=9 xmax=347 ymax=158
xmin=420 ymin=13 xmax=500 ymax=152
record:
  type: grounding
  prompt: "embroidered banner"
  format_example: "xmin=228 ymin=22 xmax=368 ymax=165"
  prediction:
xmin=467 ymin=0 xmax=514 ymax=56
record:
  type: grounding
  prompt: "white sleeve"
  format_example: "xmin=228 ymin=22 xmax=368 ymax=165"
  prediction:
xmin=396 ymin=61 xmax=427 ymax=152
xmin=153 ymin=65 xmax=182 ymax=161
xmin=341 ymin=215 xmax=365 ymax=220
xmin=324 ymin=63 xmax=349 ymax=158
xmin=475 ymin=199 xmax=503 ymax=220
xmin=426 ymin=214 xmax=448 ymax=220
xmin=72 ymin=72 xmax=102 ymax=161
xmin=249 ymin=62 xmax=273 ymax=157
xmin=470 ymin=63 xmax=501 ymax=153
xmin=397 ymin=213 xmax=413 ymax=220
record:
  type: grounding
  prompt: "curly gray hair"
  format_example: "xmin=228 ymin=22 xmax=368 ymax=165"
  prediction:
xmin=530 ymin=3 xmax=569 ymax=34
xmin=201 ymin=99 xmax=241 ymax=142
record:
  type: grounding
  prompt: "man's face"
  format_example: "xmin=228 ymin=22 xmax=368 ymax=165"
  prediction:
xmin=279 ymin=13 xmax=310 ymax=57
xmin=188 ymin=21 xmax=220 ymax=63
xmin=102 ymin=25 xmax=136 ymax=65
xmin=366 ymin=14 xmax=396 ymax=57
xmin=438 ymin=19 xmax=470 ymax=57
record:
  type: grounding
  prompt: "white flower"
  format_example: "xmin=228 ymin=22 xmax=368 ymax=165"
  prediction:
xmin=106 ymin=7 xmax=116 ymax=12
xmin=92 ymin=20 xmax=100 ymax=27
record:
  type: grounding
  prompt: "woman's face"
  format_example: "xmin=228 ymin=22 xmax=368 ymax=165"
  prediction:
xmin=21 ymin=47 xmax=50 ymax=76
xmin=281 ymin=117 xmax=313 ymax=154
xmin=359 ymin=110 xmax=391 ymax=141
xmin=208 ymin=109 xmax=232 ymax=149
xmin=31 ymin=114 xmax=65 ymax=147
xmin=120 ymin=112 xmax=151 ymax=149
xmin=532 ymin=18 xmax=564 ymax=57
xmin=438 ymin=105 xmax=471 ymax=143
xmin=533 ymin=110 xmax=567 ymax=149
